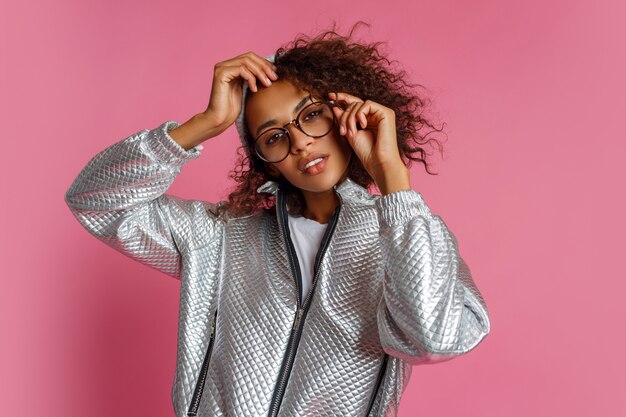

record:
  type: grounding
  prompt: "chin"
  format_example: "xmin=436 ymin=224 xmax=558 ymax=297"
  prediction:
xmin=281 ymin=152 xmax=352 ymax=194
xmin=293 ymin=177 xmax=340 ymax=194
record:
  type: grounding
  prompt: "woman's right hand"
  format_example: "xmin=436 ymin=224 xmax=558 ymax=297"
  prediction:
xmin=169 ymin=52 xmax=277 ymax=150
xmin=203 ymin=52 xmax=278 ymax=135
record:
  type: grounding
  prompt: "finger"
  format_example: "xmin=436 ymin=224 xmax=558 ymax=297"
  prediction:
xmin=329 ymin=92 xmax=354 ymax=112
xmin=333 ymin=92 xmax=364 ymax=105
xmin=333 ymin=93 xmax=365 ymax=136
xmin=245 ymin=53 xmax=279 ymax=81
xmin=227 ymin=53 xmax=275 ymax=88
xmin=234 ymin=51 xmax=276 ymax=69
xmin=239 ymin=59 xmax=273 ymax=88
xmin=216 ymin=63 xmax=255 ymax=93
xmin=329 ymin=101 xmax=346 ymax=135
xmin=334 ymin=106 xmax=356 ymax=147
xmin=339 ymin=102 xmax=356 ymax=137
xmin=235 ymin=65 xmax=258 ymax=92
xmin=331 ymin=105 xmax=345 ymax=132
xmin=344 ymin=102 xmax=358 ymax=137
xmin=355 ymin=101 xmax=372 ymax=129
xmin=341 ymin=101 xmax=363 ymax=139
xmin=357 ymin=107 xmax=368 ymax=129
xmin=347 ymin=101 xmax=366 ymax=137
xmin=241 ymin=51 xmax=277 ymax=72
xmin=239 ymin=53 xmax=277 ymax=83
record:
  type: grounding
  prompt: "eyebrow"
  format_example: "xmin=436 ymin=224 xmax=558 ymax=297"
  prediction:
xmin=255 ymin=96 xmax=313 ymax=136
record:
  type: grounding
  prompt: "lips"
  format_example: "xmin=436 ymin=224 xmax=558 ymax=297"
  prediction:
xmin=298 ymin=153 xmax=329 ymax=173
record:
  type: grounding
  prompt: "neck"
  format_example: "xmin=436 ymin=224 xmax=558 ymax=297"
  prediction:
xmin=301 ymin=188 xmax=339 ymax=224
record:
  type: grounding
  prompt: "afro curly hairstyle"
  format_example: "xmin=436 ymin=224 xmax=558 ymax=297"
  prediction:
xmin=219 ymin=22 xmax=446 ymax=218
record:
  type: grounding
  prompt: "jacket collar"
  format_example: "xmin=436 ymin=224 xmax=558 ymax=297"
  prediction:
xmin=256 ymin=178 xmax=374 ymax=204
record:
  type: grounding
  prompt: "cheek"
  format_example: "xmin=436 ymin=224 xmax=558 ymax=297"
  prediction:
xmin=269 ymin=161 xmax=294 ymax=179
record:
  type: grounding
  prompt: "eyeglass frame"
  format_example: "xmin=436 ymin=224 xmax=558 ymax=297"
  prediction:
xmin=250 ymin=98 xmax=340 ymax=163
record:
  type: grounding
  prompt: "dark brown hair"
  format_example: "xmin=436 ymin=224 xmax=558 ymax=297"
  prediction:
xmin=219 ymin=22 xmax=446 ymax=218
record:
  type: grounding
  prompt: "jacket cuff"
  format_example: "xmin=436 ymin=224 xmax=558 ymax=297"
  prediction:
xmin=143 ymin=121 xmax=202 ymax=168
xmin=375 ymin=190 xmax=432 ymax=227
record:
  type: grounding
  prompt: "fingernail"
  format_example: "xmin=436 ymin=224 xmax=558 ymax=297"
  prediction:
xmin=270 ymin=70 xmax=278 ymax=79
xmin=340 ymin=125 xmax=346 ymax=135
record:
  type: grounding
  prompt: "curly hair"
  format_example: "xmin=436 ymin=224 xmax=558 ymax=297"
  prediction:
xmin=219 ymin=22 xmax=446 ymax=218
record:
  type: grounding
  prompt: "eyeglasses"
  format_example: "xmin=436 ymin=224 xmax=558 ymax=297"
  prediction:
xmin=252 ymin=99 xmax=337 ymax=163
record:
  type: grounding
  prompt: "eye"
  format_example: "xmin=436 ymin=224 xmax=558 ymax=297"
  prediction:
xmin=263 ymin=130 xmax=287 ymax=146
xmin=302 ymin=109 xmax=323 ymax=122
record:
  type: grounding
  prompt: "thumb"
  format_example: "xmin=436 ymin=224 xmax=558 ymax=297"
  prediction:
xmin=331 ymin=106 xmax=347 ymax=136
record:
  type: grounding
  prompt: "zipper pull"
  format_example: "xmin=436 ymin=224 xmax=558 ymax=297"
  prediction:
xmin=293 ymin=308 xmax=303 ymax=329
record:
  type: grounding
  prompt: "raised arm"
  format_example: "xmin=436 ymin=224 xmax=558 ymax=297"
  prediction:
xmin=64 ymin=121 xmax=217 ymax=278
xmin=328 ymin=91 xmax=490 ymax=364
xmin=65 ymin=52 xmax=278 ymax=278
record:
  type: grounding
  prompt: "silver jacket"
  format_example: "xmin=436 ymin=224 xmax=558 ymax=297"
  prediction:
xmin=65 ymin=121 xmax=490 ymax=417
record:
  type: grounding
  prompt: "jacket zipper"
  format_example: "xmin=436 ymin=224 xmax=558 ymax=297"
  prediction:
xmin=187 ymin=309 xmax=218 ymax=417
xmin=267 ymin=188 xmax=342 ymax=417
xmin=364 ymin=353 xmax=389 ymax=416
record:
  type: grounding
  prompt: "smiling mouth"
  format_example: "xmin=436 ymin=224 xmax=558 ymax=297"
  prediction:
xmin=304 ymin=157 xmax=324 ymax=170
xmin=300 ymin=155 xmax=329 ymax=175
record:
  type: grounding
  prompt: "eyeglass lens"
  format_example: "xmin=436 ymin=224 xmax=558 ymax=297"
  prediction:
xmin=255 ymin=102 xmax=334 ymax=162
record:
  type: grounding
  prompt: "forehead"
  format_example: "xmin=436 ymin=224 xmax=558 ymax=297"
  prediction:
xmin=245 ymin=80 xmax=310 ymax=130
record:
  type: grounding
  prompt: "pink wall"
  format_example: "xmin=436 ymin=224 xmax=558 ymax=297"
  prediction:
xmin=2 ymin=0 xmax=625 ymax=416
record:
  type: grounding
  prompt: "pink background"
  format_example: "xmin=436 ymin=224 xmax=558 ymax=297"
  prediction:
xmin=2 ymin=0 xmax=625 ymax=416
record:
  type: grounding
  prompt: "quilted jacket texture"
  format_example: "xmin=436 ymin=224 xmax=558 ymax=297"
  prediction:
xmin=65 ymin=121 xmax=490 ymax=417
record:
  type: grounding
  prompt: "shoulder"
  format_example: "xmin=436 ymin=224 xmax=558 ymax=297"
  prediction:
xmin=335 ymin=178 xmax=379 ymax=207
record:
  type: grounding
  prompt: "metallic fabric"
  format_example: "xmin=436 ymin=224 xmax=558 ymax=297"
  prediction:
xmin=65 ymin=121 xmax=490 ymax=417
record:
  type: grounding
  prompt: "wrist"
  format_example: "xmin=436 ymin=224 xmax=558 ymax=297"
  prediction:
xmin=374 ymin=163 xmax=411 ymax=195
xmin=199 ymin=111 xmax=233 ymax=138
xmin=168 ymin=113 xmax=224 ymax=150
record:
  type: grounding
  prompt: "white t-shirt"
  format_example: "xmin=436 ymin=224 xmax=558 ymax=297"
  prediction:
xmin=287 ymin=213 xmax=328 ymax=301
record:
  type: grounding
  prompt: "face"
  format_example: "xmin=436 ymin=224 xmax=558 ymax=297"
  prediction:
xmin=245 ymin=80 xmax=353 ymax=194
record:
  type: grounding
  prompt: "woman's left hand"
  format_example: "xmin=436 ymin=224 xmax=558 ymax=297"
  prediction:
xmin=329 ymin=92 xmax=411 ymax=195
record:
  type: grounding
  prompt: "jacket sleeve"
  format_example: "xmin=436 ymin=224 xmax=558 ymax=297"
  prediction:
xmin=375 ymin=190 xmax=490 ymax=365
xmin=64 ymin=120 xmax=220 ymax=279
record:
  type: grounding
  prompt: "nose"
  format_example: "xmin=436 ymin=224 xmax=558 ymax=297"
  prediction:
xmin=289 ymin=127 xmax=313 ymax=154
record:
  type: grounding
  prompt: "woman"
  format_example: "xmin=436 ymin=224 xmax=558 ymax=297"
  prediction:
xmin=65 ymin=27 xmax=490 ymax=417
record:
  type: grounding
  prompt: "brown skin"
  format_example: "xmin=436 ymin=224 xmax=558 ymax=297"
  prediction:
xmin=224 ymin=31 xmax=444 ymax=218
xmin=246 ymin=80 xmax=410 ymax=223
xmin=328 ymin=91 xmax=411 ymax=197
xmin=168 ymin=52 xmax=278 ymax=150
xmin=168 ymin=47 xmax=421 ymax=222
xmin=244 ymin=80 xmax=353 ymax=223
